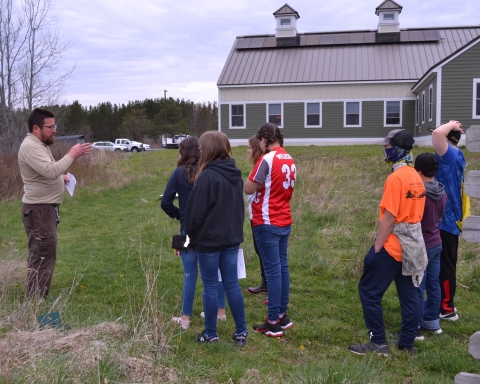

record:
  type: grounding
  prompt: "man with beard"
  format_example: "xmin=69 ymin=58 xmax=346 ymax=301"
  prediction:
xmin=18 ymin=108 xmax=92 ymax=297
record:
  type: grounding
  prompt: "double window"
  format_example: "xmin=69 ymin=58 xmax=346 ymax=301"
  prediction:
xmin=385 ymin=101 xmax=402 ymax=126
xmin=344 ymin=101 xmax=361 ymax=127
xmin=268 ymin=103 xmax=282 ymax=127
xmin=474 ymin=79 xmax=480 ymax=118
xmin=305 ymin=102 xmax=321 ymax=127
xmin=230 ymin=104 xmax=245 ymax=128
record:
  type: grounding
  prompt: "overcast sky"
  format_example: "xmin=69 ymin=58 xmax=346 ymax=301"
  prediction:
xmin=55 ymin=0 xmax=478 ymax=107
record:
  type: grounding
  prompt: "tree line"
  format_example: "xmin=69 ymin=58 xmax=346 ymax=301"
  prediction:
xmin=0 ymin=0 xmax=218 ymax=154
xmin=56 ymin=98 xmax=218 ymax=145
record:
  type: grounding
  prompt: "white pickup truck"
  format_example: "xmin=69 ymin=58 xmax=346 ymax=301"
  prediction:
xmin=114 ymin=138 xmax=145 ymax=153
xmin=162 ymin=134 xmax=190 ymax=149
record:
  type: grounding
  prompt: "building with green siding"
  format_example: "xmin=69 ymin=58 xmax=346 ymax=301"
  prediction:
xmin=217 ymin=1 xmax=480 ymax=145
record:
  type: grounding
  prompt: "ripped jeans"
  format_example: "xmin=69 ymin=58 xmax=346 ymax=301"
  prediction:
xmin=180 ymin=247 xmax=226 ymax=316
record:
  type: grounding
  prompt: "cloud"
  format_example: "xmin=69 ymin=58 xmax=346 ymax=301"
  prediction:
xmin=55 ymin=0 xmax=479 ymax=107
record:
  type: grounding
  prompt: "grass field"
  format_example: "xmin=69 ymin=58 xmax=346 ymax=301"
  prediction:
xmin=1 ymin=145 xmax=480 ymax=383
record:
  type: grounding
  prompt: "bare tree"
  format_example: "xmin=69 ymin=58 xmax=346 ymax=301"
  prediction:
xmin=0 ymin=0 xmax=72 ymax=154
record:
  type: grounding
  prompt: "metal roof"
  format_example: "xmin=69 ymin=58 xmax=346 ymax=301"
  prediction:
xmin=217 ymin=27 xmax=480 ymax=86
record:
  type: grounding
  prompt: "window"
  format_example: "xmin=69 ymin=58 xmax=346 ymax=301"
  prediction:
xmin=344 ymin=101 xmax=361 ymax=127
xmin=383 ymin=13 xmax=394 ymax=21
xmin=230 ymin=104 xmax=245 ymax=128
xmin=268 ymin=103 xmax=282 ymax=126
xmin=305 ymin=102 xmax=321 ymax=127
xmin=474 ymin=79 xmax=480 ymax=118
xmin=385 ymin=101 xmax=401 ymax=126
xmin=280 ymin=18 xmax=291 ymax=26
xmin=416 ymin=96 xmax=419 ymax=126
xmin=429 ymin=85 xmax=433 ymax=121
xmin=422 ymin=91 xmax=425 ymax=124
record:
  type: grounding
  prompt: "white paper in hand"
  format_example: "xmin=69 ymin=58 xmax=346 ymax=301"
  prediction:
xmin=218 ymin=248 xmax=246 ymax=281
xmin=65 ymin=172 xmax=76 ymax=196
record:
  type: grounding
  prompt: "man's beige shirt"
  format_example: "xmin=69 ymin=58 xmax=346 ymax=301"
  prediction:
xmin=18 ymin=133 xmax=73 ymax=204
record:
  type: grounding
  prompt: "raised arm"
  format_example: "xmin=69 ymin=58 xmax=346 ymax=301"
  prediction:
xmin=432 ymin=120 xmax=464 ymax=157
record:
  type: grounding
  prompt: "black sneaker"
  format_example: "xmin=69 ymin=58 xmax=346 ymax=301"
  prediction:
xmin=349 ymin=341 xmax=390 ymax=356
xmin=232 ymin=333 xmax=247 ymax=346
xmin=415 ymin=328 xmax=424 ymax=341
xmin=253 ymin=319 xmax=283 ymax=338
xmin=279 ymin=313 xmax=293 ymax=330
xmin=195 ymin=331 xmax=219 ymax=344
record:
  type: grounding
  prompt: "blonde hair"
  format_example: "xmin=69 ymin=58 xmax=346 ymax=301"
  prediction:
xmin=196 ymin=131 xmax=232 ymax=181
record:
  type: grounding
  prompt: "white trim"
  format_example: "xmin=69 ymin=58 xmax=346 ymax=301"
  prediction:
xmin=428 ymin=84 xmax=433 ymax=122
xmin=422 ymin=91 xmax=426 ymax=124
xmin=218 ymin=79 xmax=417 ymax=88
xmin=266 ymin=102 xmax=283 ymax=128
xmin=412 ymin=37 xmax=480 ymax=92
xmin=474 ymin=79 xmax=480 ymax=119
xmin=344 ymin=101 xmax=362 ymax=128
xmin=436 ymin=68 xmax=442 ymax=127
xmin=218 ymin=89 xmax=221 ymax=132
xmin=304 ymin=101 xmax=322 ymax=128
xmin=384 ymin=100 xmax=402 ymax=127
xmin=227 ymin=135 xmax=464 ymax=147
xmin=218 ymin=97 xmax=415 ymax=104
xmin=229 ymin=103 xmax=246 ymax=129
xmin=416 ymin=96 xmax=419 ymax=126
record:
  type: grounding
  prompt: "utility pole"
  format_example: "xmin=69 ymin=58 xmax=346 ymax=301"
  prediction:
xmin=164 ymin=89 xmax=168 ymax=139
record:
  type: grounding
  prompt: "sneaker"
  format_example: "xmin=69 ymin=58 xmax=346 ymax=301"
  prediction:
xmin=171 ymin=316 xmax=190 ymax=330
xmin=414 ymin=328 xmax=424 ymax=341
xmin=439 ymin=311 xmax=458 ymax=321
xmin=349 ymin=341 xmax=390 ymax=356
xmin=200 ymin=312 xmax=227 ymax=321
xmin=279 ymin=313 xmax=293 ymax=330
xmin=195 ymin=331 xmax=219 ymax=344
xmin=232 ymin=333 xmax=247 ymax=346
xmin=253 ymin=319 xmax=283 ymax=338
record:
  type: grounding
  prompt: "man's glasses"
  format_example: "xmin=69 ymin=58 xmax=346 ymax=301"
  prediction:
xmin=43 ymin=124 xmax=57 ymax=130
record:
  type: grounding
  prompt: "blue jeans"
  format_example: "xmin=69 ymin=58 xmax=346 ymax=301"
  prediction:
xmin=417 ymin=243 xmax=442 ymax=330
xmin=180 ymin=244 xmax=225 ymax=316
xmin=253 ymin=225 xmax=291 ymax=323
xmin=358 ymin=246 xmax=419 ymax=348
xmin=197 ymin=245 xmax=247 ymax=338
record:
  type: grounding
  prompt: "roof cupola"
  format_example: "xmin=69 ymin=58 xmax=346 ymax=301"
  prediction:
xmin=273 ymin=4 xmax=300 ymax=38
xmin=375 ymin=0 xmax=402 ymax=33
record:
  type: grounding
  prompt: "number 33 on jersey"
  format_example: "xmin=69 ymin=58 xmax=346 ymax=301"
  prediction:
xmin=248 ymin=147 xmax=296 ymax=227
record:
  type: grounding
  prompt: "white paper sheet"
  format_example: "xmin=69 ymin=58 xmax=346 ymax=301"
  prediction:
xmin=218 ymin=248 xmax=246 ymax=281
xmin=65 ymin=172 xmax=76 ymax=196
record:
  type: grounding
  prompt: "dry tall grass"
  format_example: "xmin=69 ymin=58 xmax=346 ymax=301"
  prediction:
xmin=0 ymin=146 xmax=129 ymax=202
xmin=0 ymin=245 xmax=178 ymax=383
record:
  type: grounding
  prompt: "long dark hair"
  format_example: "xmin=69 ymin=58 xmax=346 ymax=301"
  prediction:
xmin=178 ymin=137 xmax=200 ymax=184
xmin=256 ymin=122 xmax=284 ymax=149
xmin=196 ymin=131 xmax=231 ymax=181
